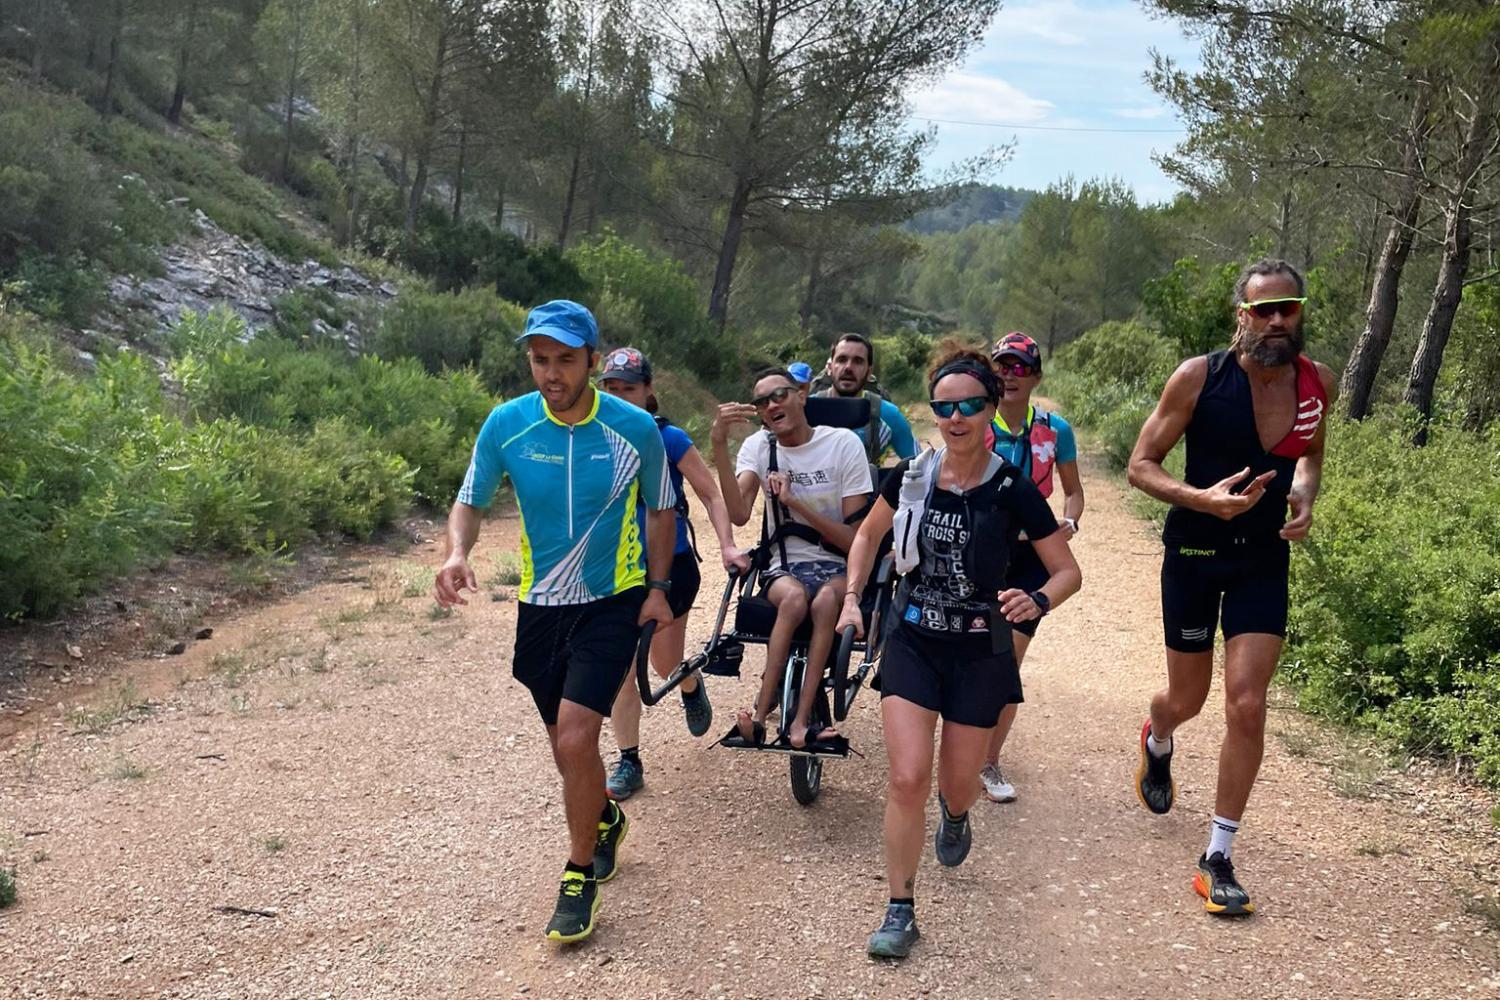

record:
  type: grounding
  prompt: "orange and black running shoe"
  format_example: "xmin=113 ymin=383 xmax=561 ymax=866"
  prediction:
xmin=1194 ymin=852 xmax=1255 ymax=916
xmin=1135 ymin=718 xmax=1176 ymax=815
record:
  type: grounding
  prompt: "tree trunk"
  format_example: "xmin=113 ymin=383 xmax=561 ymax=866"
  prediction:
xmin=800 ymin=246 xmax=824 ymax=334
xmin=708 ymin=176 xmax=754 ymax=329
xmin=343 ymin=5 xmax=364 ymax=247
xmin=1403 ymin=64 xmax=1496 ymax=443
xmin=1340 ymin=91 xmax=1431 ymax=420
xmin=403 ymin=28 xmax=449 ymax=235
xmin=452 ymin=126 xmax=467 ymax=221
xmin=1277 ymin=189 xmax=1292 ymax=258
xmin=557 ymin=145 xmax=583 ymax=247
xmin=494 ymin=178 xmax=506 ymax=228
xmin=1341 ymin=195 xmax=1420 ymax=419
xmin=167 ymin=0 xmax=200 ymax=125
xmin=280 ymin=6 xmax=305 ymax=182
xmin=1404 ymin=199 xmax=1474 ymax=443
xmin=99 ymin=0 xmax=125 ymax=118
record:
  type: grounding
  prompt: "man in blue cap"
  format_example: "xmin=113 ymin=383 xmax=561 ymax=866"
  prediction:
xmin=433 ymin=299 xmax=677 ymax=944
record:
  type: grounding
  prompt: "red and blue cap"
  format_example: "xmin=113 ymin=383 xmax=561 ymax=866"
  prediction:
xmin=991 ymin=331 xmax=1042 ymax=372
xmin=600 ymin=346 xmax=653 ymax=384
xmin=516 ymin=299 xmax=599 ymax=350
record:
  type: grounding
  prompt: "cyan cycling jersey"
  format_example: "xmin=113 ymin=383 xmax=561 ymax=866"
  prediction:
xmin=457 ymin=390 xmax=674 ymax=606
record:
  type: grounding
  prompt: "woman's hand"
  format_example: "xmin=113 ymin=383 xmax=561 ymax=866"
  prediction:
xmin=998 ymin=587 xmax=1043 ymax=623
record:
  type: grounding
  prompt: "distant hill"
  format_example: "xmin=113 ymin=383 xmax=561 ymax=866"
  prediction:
xmin=906 ymin=184 xmax=1037 ymax=235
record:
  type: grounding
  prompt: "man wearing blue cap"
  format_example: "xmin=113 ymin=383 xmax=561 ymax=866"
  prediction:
xmin=433 ymin=299 xmax=677 ymax=944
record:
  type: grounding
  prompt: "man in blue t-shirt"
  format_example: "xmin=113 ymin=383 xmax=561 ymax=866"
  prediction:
xmin=814 ymin=333 xmax=917 ymax=464
xmin=433 ymin=300 xmax=676 ymax=946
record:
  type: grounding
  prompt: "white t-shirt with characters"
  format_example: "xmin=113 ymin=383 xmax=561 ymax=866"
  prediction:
xmin=735 ymin=426 xmax=871 ymax=565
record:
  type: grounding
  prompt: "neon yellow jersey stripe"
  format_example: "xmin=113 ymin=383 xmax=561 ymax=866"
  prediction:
xmin=614 ymin=479 xmax=645 ymax=591
xmin=517 ymin=512 xmax=536 ymax=601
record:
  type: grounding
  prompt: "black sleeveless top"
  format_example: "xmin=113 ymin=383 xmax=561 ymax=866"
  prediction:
xmin=1162 ymin=350 xmax=1296 ymax=549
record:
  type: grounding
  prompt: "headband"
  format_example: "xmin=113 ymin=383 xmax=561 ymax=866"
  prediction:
xmin=930 ymin=359 xmax=1001 ymax=404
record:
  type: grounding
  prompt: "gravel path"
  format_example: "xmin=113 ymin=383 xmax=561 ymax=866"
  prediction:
xmin=3 ymin=446 xmax=1498 ymax=999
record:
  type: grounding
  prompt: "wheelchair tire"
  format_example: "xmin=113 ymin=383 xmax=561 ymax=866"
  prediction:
xmin=790 ymin=754 xmax=822 ymax=806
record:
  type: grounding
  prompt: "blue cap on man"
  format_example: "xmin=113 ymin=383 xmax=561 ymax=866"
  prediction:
xmin=515 ymin=299 xmax=599 ymax=350
xmin=787 ymin=361 xmax=814 ymax=384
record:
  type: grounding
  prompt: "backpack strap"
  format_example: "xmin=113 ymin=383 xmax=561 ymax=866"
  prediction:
xmin=864 ymin=391 xmax=883 ymax=465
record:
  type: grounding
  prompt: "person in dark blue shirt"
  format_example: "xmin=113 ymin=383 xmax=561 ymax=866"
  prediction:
xmin=594 ymin=347 xmax=749 ymax=799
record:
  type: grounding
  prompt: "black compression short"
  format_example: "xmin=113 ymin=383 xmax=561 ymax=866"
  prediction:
xmin=1160 ymin=542 xmax=1290 ymax=652
xmin=1004 ymin=543 xmax=1049 ymax=639
xmin=878 ymin=624 xmax=1021 ymax=728
xmin=512 ymin=588 xmax=646 ymax=725
xmin=667 ymin=550 xmax=701 ymax=620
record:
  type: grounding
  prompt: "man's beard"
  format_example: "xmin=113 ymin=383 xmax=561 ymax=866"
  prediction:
xmin=1244 ymin=327 xmax=1303 ymax=367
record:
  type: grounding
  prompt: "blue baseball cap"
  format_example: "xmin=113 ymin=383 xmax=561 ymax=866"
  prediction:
xmin=515 ymin=299 xmax=598 ymax=350
xmin=787 ymin=361 xmax=814 ymax=384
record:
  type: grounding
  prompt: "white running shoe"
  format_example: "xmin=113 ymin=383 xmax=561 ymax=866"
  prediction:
xmin=980 ymin=763 xmax=1017 ymax=803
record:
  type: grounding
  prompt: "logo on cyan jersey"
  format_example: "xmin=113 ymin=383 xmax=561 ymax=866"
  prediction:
xmin=518 ymin=440 xmax=564 ymax=465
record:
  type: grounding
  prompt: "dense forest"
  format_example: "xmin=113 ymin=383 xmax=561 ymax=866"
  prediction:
xmin=0 ymin=1 xmax=1497 ymax=780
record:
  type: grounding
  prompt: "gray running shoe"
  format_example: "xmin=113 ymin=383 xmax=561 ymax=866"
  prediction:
xmin=605 ymin=756 xmax=643 ymax=800
xmin=681 ymin=680 xmax=713 ymax=737
xmin=866 ymin=902 xmax=920 ymax=958
xmin=934 ymin=793 xmax=972 ymax=867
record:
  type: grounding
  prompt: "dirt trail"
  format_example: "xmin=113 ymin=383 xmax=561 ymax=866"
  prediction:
xmin=2 ymin=444 xmax=1498 ymax=1000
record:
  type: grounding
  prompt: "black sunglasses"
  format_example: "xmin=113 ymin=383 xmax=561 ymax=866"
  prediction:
xmin=751 ymin=386 xmax=795 ymax=408
xmin=930 ymin=396 xmax=990 ymax=419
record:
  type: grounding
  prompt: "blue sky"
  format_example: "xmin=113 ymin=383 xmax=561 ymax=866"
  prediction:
xmin=908 ymin=0 xmax=1203 ymax=204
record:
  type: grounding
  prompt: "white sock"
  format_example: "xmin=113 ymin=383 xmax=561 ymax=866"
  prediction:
xmin=1146 ymin=729 xmax=1172 ymax=758
xmin=1207 ymin=815 xmax=1240 ymax=859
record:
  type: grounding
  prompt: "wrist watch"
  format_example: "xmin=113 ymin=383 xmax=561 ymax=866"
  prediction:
xmin=1028 ymin=590 xmax=1052 ymax=616
xmin=1063 ymin=517 xmax=1079 ymax=534
xmin=647 ymin=579 xmax=672 ymax=593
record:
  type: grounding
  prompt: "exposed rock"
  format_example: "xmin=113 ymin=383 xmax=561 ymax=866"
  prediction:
xmin=108 ymin=210 xmax=396 ymax=350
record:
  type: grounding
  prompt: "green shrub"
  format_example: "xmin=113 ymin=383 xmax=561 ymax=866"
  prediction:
xmin=1283 ymin=412 xmax=1500 ymax=782
xmin=1047 ymin=320 xmax=1180 ymax=470
xmin=568 ymin=234 xmax=719 ymax=382
xmin=0 ymin=867 xmax=15 ymax=909
xmin=374 ymin=287 xmax=526 ymax=381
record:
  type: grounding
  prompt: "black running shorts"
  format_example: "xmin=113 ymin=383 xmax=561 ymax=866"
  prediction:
xmin=1160 ymin=542 xmax=1290 ymax=652
xmin=1004 ymin=543 xmax=1049 ymax=639
xmin=512 ymin=588 xmax=646 ymax=725
xmin=878 ymin=624 xmax=1022 ymax=728
xmin=667 ymin=550 xmax=701 ymax=621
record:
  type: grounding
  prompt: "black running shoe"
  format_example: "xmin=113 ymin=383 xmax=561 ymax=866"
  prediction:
xmin=1135 ymin=718 xmax=1176 ymax=815
xmin=934 ymin=793 xmax=972 ymax=867
xmin=593 ymin=800 xmax=629 ymax=883
xmin=1194 ymin=852 xmax=1255 ymax=915
xmin=545 ymin=869 xmax=600 ymax=943
xmin=866 ymin=902 xmax=920 ymax=958
xmin=681 ymin=679 xmax=713 ymax=737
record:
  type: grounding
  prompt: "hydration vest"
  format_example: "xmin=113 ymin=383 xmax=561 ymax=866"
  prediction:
xmin=985 ymin=406 xmax=1060 ymax=499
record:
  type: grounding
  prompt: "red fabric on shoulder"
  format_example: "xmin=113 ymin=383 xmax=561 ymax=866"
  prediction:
xmin=1270 ymin=356 xmax=1327 ymax=459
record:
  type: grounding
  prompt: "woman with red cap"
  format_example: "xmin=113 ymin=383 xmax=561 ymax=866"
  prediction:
xmin=979 ymin=332 xmax=1086 ymax=804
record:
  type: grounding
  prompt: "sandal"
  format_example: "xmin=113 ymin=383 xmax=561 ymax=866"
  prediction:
xmin=718 ymin=710 xmax=766 ymax=749
xmin=789 ymin=722 xmax=842 ymax=751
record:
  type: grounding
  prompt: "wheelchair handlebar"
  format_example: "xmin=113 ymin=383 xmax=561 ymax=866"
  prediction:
xmin=831 ymin=624 xmax=857 ymax=722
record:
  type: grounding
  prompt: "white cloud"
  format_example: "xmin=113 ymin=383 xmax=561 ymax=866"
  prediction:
xmin=909 ymin=72 xmax=1054 ymax=124
xmin=994 ymin=0 xmax=1087 ymax=46
xmin=1114 ymin=106 xmax=1169 ymax=119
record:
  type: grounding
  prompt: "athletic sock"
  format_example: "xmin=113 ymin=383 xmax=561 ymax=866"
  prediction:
xmin=620 ymin=746 xmax=641 ymax=766
xmin=565 ymin=859 xmax=592 ymax=877
xmin=941 ymin=799 xmax=967 ymax=824
xmin=1207 ymin=815 xmax=1239 ymax=859
xmin=1146 ymin=729 xmax=1173 ymax=758
xmin=889 ymin=897 xmax=915 ymax=908
xmin=599 ymin=800 xmax=619 ymax=824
